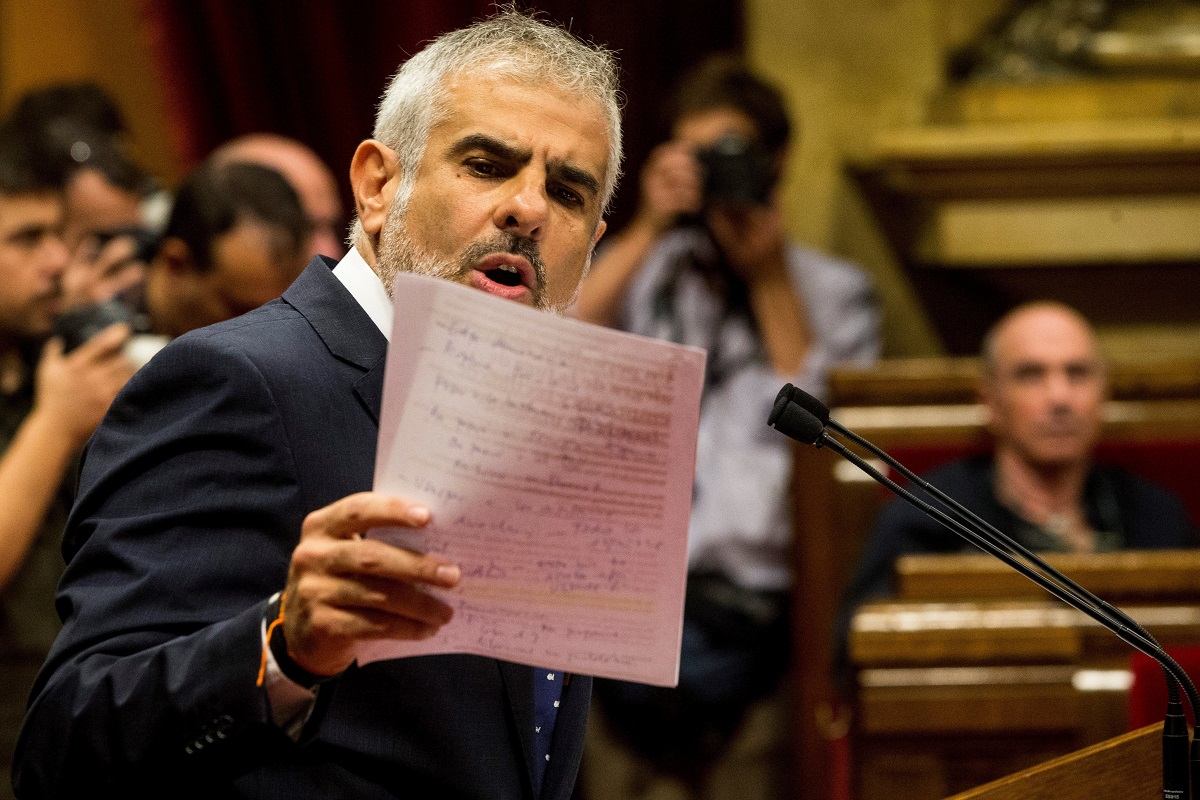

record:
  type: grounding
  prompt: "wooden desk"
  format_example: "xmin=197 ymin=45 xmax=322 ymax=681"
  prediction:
xmin=829 ymin=357 xmax=1200 ymax=408
xmin=894 ymin=550 xmax=1200 ymax=602
xmin=947 ymin=723 xmax=1162 ymax=800
xmin=847 ymin=551 xmax=1200 ymax=800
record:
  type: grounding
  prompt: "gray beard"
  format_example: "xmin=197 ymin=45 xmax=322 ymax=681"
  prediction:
xmin=375 ymin=201 xmax=466 ymax=296
xmin=374 ymin=202 xmax=561 ymax=312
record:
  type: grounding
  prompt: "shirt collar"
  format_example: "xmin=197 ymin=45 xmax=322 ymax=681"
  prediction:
xmin=331 ymin=247 xmax=393 ymax=341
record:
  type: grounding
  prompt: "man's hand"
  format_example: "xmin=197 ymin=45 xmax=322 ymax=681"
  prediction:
xmin=633 ymin=141 xmax=703 ymax=235
xmin=32 ymin=322 xmax=137 ymax=448
xmin=61 ymin=233 xmax=147 ymax=311
xmin=707 ymin=203 xmax=812 ymax=375
xmin=282 ymin=493 xmax=461 ymax=677
xmin=705 ymin=203 xmax=788 ymax=283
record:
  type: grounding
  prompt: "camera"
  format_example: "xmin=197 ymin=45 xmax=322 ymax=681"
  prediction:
xmin=53 ymin=298 xmax=168 ymax=367
xmin=92 ymin=226 xmax=160 ymax=266
xmin=695 ymin=134 xmax=775 ymax=208
xmin=53 ymin=298 xmax=138 ymax=354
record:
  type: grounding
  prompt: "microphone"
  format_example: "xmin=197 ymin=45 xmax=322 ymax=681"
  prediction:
xmin=777 ymin=382 xmax=830 ymax=425
xmin=769 ymin=390 xmax=823 ymax=444
xmin=769 ymin=384 xmax=1198 ymax=799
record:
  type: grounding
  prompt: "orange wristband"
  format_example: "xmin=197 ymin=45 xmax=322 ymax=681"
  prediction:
xmin=256 ymin=591 xmax=288 ymax=687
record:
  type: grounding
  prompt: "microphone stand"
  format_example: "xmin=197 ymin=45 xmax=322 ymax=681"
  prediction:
xmin=769 ymin=385 xmax=1197 ymax=799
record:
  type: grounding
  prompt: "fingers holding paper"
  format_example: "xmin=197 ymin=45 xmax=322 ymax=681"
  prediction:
xmin=281 ymin=492 xmax=461 ymax=678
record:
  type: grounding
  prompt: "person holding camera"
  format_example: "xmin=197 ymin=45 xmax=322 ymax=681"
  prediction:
xmin=575 ymin=56 xmax=880 ymax=797
xmin=0 ymin=125 xmax=138 ymax=796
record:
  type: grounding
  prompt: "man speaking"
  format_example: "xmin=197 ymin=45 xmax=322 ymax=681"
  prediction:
xmin=14 ymin=11 xmax=621 ymax=799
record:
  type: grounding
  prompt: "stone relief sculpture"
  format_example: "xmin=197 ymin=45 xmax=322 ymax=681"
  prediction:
xmin=954 ymin=0 xmax=1200 ymax=82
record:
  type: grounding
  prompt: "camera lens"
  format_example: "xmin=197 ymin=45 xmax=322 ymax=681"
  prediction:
xmin=696 ymin=134 xmax=775 ymax=207
xmin=53 ymin=298 xmax=138 ymax=353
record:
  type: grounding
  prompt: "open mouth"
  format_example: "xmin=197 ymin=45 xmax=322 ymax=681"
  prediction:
xmin=469 ymin=251 xmax=538 ymax=302
xmin=484 ymin=265 xmax=524 ymax=287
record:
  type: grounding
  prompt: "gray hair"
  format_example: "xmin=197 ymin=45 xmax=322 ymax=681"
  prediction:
xmin=348 ymin=9 xmax=623 ymax=247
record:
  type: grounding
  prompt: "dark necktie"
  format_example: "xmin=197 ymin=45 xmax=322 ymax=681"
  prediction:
xmin=532 ymin=668 xmax=563 ymax=797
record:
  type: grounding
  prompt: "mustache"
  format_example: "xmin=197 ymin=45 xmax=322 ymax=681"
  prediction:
xmin=459 ymin=234 xmax=546 ymax=300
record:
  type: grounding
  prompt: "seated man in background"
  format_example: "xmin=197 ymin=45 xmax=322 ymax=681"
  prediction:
xmin=575 ymin=55 xmax=879 ymax=796
xmin=836 ymin=301 xmax=1198 ymax=677
xmin=212 ymin=133 xmax=345 ymax=260
xmin=136 ymin=159 xmax=311 ymax=339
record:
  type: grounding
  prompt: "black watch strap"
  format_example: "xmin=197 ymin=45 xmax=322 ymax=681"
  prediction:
xmin=264 ymin=593 xmax=334 ymax=690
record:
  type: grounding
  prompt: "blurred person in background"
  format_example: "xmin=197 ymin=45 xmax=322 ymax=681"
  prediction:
xmin=8 ymin=82 xmax=166 ymax=314
xmin=10 ymin=85 xmax=310 ymax=341
xmin=0 ymin=124 xmax=136 ymax=798
xmin=575 ymin=55 xmax=879 ymax=799
xmin=135 ymin=159 xmax=311 ymax=340
xmin=212 ymin=133 xmax=345 ymax=260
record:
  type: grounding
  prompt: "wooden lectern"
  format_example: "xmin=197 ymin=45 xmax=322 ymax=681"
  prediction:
xmin=945 ymin=723 xmax=1161 ymax=800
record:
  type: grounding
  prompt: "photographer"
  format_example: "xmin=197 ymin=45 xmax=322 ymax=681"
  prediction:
xmin=0 ymin=125 xmax=137 ymax=795
xmin=575 ymin=56 xmax=879 ymax=797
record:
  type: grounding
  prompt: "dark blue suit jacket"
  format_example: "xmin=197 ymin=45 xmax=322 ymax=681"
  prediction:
xmin=14 ymin=258 xmax=591 ymax=799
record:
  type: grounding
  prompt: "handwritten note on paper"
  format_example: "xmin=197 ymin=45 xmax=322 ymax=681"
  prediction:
xmin=357 ymin=272 xmax=705 ymax=686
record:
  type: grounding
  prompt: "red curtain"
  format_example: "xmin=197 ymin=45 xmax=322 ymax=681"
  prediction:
xmin=136 ymin=0 xmax=743 ymax=229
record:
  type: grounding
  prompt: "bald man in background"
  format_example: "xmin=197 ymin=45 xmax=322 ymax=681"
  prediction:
xmin=212 ymin=134 xmax=344 ymax=260
xmin=835 ymin=301 xmax=1198 ymax=678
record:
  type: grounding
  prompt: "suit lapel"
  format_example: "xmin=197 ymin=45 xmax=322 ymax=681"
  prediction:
xmin=353 ymin=361 xmax=386 ymax=424
xmin=284 ymin=257 xmax=388 ymax=422
xmin=284 ymin=256 xmax=387 ymax=370
xmin=498 ymin=661 xmax=539 ymax=797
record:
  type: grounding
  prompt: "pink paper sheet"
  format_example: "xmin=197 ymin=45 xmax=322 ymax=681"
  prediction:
xmin=359 ymin=273 xmax=705 ymax=686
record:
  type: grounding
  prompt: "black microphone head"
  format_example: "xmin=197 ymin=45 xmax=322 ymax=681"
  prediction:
xmin=767 ymin=398 xmax=825 ymax=445
xmin=769 ymin=385 xmax=795 ymax=428
xmin=784 ymin=385 xmax=830 ymax=425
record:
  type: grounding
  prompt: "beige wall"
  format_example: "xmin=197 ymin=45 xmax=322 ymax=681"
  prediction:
xmin=0 ymin=0 xmax=181 ymax=186
xmin=746 ymin=0 xmax=1008 ymax=356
